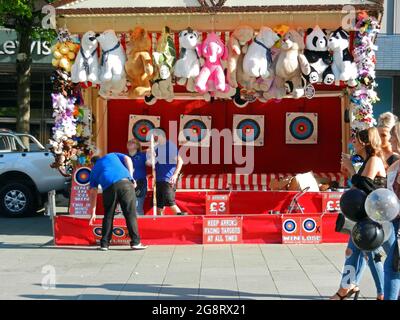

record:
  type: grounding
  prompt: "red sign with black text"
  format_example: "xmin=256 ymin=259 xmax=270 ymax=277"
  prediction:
xmin=282 ymin=215 xmax=322 ymax=244
xmin=205 ymin=194 xmax=230 ymax=215
xmin=203 ymin=216 xmax=242 ymax=244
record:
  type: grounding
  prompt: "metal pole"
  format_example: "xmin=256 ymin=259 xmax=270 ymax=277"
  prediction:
xmin=47 ymin=190 xmax=57 ymax=245
xmin=150 ymin=134 xmax=157 ymax=216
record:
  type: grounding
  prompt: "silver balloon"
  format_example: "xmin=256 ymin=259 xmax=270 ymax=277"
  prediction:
xmin=381 ymin=221 xmax=393 ymax=243
xmin=365 ymin=188 xmax=400 ymax=223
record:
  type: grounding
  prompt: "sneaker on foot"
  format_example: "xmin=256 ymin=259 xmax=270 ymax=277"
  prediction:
xmin=99 ymin=246 xmax=109 ymax=251
xmin=177 ymin=211 xmax=188 ymax=216
xmin=131 ymin=243 xmax=148 ymax=250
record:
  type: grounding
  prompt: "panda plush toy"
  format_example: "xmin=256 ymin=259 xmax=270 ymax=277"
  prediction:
xmin=304 ymin=26 xmax=335 ymax=85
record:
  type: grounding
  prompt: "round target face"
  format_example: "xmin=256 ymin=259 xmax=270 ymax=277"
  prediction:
xmin=132 ymin=119 xmax=156 ymax=143
xmin=283 ymin=219 xmax=297 ymax=234
xmin=74 ymin=167 xmax=91 ymax=186
xmin=93 ymin=227 xmax=103 ymax=237
xmin=113 ymin=227 xmax=125 ymax=238
xmin=183 ymin=119 xmax=207 ymax=143
xmin=289 ymin=116 xmax=314 ymax=141
xmin=303 ymin=218 xmax=316 ymax=233
xmin=236 ymin=119 xmax=261 ymax=143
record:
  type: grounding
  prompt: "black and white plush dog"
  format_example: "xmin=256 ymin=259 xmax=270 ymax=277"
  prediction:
xmin=304 ymin=26 xmax=334 ymax=85
xmin=328 ymin=27 xmax=357 ymax=87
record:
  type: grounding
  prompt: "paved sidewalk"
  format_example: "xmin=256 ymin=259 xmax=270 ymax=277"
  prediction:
xmin=0 ymin=215 xmax=381 ymax=300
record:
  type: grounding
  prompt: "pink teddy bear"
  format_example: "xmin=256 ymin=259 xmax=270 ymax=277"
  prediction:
xmin=195 ymin=32 xmax=230 ymax=94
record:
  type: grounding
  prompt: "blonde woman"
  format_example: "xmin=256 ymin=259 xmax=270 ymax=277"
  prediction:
xmin=377 ymin=112 xmax=399 ymax=166
xmin=332 ymin=128 xmax=386 ymax=300
xmin=383 ymin=122 xmax=400 ymax=300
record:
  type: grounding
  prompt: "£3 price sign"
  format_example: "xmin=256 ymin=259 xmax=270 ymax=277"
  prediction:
xmin=322 ymin=192 xmax=342 ymax=213
xmin=206 ymin=194 xmax=230 ymax=215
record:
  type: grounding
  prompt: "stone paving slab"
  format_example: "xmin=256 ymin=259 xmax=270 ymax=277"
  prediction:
xmin=0 ymin=215 xmax=384 ymax=300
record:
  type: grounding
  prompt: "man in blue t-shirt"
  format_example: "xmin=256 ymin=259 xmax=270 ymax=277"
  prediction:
xmin=147 ymin=128 xmax=186 ymax=216
xmin=88 ymin=153 xmax=147 ymax=251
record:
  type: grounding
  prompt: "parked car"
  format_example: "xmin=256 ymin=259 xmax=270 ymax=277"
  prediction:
xmin=0 ymin=129 xmax=69 ymax=217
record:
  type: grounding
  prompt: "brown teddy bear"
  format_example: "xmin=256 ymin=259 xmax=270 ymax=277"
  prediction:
xmin=267 ymin=29 xmax=311 ymax=99
xmin=125 ymin=27 xmax=154 ymax=98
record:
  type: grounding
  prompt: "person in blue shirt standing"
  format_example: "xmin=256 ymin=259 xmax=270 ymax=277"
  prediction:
xmin=127 ymin=139 xmax=150 ymax=215
xmin=148 ymin=128 xmax=186 ymax=216
xmin=88 ymin=153 xmax=148 ymax=251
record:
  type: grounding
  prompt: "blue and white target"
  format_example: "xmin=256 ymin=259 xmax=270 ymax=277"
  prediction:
xmin=283 ymin=219 xmax=297 ymax=234
xmin=303 ymin=218 xmax=317 ymax=233
xmin=74 ymin=167 xmax=91 ymax=186
xmin=236 ymin=119 xmax=261 ymax=143
xmin=93 ymin=227 xmax=103 ymax=237
xmin=113 ymin=227 xmax=125 ymax=237
xmin=132 ymin=119 xmax=156 ymax=143
xmin=183 ymin=119 xmax=207 ymax=143
xmin=289 ymin=116 xmax=314 ymax=141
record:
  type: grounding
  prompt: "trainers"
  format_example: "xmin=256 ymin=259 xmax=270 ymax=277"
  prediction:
xmin=131 ymin=243 xmax=148 ymax=250
xmin=99 ymin=246 xmax=109 ymax=251
xmin=177 ymin=211 xmax=188 ymax=216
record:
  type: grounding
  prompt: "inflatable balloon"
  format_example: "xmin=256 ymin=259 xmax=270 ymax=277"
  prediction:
xmin=365 ymin=188 xmax=400 ymax=223
xmin=381 ymin=221 xmax=393 ymax=243
xmin=351 ymin=218 xmax=384 ymax=251
xmin=340 ymin=189 xmax=368 ymax=222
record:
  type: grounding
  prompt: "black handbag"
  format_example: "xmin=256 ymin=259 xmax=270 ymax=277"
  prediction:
xmin=335 ymin=213 xmax=356 ymax=235
xmin=135 ymin=179 xmax=147 ymax=198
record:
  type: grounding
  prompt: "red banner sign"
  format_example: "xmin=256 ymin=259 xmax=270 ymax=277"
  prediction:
xmin=203 ymin=216 xmax=242 ymax=244
xmin=282 ymin=215 xmax=322 ymax=244
xmin=205 ymin=194 xmax=230 ymax=215
xmin=322 ymin=192 xmax=342 ymax=213
xmin=69 ymin=167 xmax=92 ymax=215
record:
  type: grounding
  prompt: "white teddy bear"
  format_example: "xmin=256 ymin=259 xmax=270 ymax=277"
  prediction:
xmin=243 ymin=27 xmax=280 ymax=79
xmin=71 ymin=31 xmax=100 ymax=85
xmin=174 ymin=28 xmax=200 ymax=92
xmin=97 ymin=30 xmax=127 ymax=96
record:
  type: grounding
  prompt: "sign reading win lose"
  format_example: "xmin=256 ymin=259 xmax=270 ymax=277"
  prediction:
xmin=203 ymin=217 xmax=243 ymax=244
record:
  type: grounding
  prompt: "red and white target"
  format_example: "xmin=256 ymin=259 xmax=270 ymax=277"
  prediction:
xmin=233 ymin=115 xmax=264 ymax=146
xmin=286 ymin=113 xmax=318 ymax=145
xmin=128 ymin=115 xmax=161 ymax=146
xmin=179 ymin=115 xmax=212 ymax=147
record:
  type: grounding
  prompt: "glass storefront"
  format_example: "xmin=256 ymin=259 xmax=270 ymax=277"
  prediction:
xmin=0 ymin=71 xmax=54 ymax=144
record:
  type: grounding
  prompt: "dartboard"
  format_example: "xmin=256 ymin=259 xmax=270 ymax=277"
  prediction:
xmin=283 ymin=219 xmax=297 ymax=234
xmin=236 ymin=119 xmax=261 ymax=143
xmin=183 ymin=119 xmax=207 ymax=143
xmin=289 ymin=117 xmax=314 ymax=141
xmin=286 ymin=113 xmax=318 ymax=144
xmin=302 ymin=218 xmax=316 ymax=233
xmin=113 ymin=227 xmax=125 ymax=237
xmin=74 ymin=167 xmax=91 ymax=186
xmin=179 ymin=115 xmax=212 ymax=146
xmin=93 ymin=227 xmax=103 ymax=237
xmin=233 ymin=115 xmax=264 ymax=146
xmin=128 ymin=115 xmax=161 ymax=146
xmin=132 ymin=119 xmax=156 ymax=143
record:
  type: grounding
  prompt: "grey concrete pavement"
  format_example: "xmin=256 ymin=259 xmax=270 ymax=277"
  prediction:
xmin=0 ymin=214 xmax=382 ymax=300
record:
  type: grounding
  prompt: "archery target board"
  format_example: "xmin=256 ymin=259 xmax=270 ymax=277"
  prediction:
xmin=128 ymin=115 xmax=161 ymax=146
xmin=286 ymin=113 xmax=318 ymax=145
xmin=179 ymin=115 xmax=212 ymax=147
xmin=233 ymin=115 xmax=265 ymax=146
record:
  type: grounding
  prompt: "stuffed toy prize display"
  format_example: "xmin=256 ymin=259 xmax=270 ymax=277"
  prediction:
xmin=125 ymin=27 xmax=154 ymax=98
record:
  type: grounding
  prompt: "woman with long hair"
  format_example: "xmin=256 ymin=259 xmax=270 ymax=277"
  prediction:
xmin=331 ymin=127 xmax=386 ymax=300
xmin=127 ymin=139 xmax=150 ymax=215
xmin=382 ymin=122 xmax=400 ymax=300
xmin=377 ymin=112 xmax=399 ymax=166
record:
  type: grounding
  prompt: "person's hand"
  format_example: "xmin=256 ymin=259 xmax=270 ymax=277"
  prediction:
xmin=89 ymin=213 xmax=96 ymax=226
xmin=132 ymin=180 xmax=137 ymax=189
xmin=341 ymin=153 xmax=353 ymax=173
xmin=170 ymin=174 xmax=179 ymax=185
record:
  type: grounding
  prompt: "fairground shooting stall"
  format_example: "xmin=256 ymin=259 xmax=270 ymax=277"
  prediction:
xmin=49 ymin=0 xmax=383 ymax=245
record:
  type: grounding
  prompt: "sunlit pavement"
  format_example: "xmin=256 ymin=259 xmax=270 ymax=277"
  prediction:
xmin=0 ymin=214 xmax=380 ymax=300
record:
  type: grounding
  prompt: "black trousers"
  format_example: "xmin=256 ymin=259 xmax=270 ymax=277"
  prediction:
xmin=101 ymin=179 xmax=140 ymax=247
